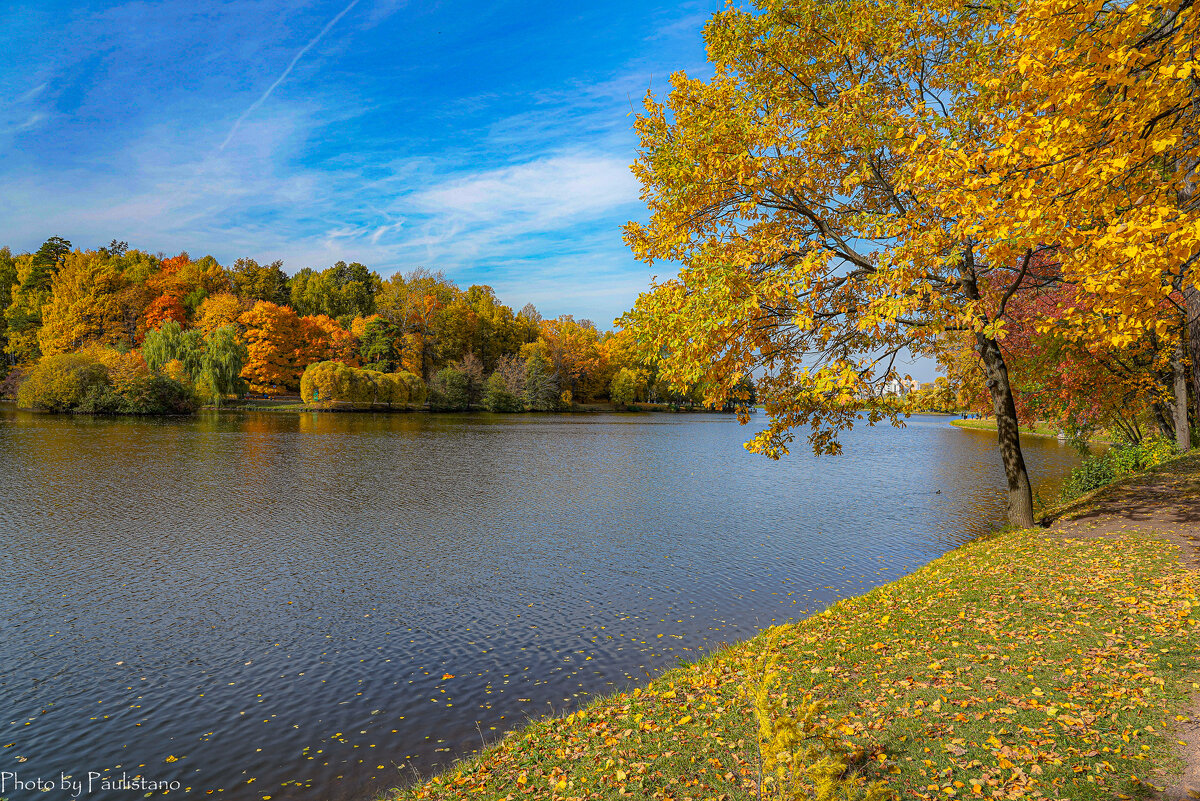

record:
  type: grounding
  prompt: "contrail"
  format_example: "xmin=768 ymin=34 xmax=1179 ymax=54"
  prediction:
xmin=219 ymin=0 xmax=360 ymax=151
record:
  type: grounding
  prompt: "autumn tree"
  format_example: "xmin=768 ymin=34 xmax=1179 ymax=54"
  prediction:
xmin=938 ymin=260 xmax=1183 ymax=445
xmin=139 ymin=254 xmax=190 ymax=337
xmin=299 ymin=314 xmax=356 ymax=366
xmin=376 ymin=268 xmax=457 ymax=380
xmin=610 ymin=368 xmax=649 ymax=407
xmin=39 ymin=249 xmax=130 ymax=356
xmin=618 ymin=0 xmax=1065 ymax=526
xmin=4 ymin=237 xmax=71 ymax=363
xmin=174 ymin=254 xmax=229 ymax=313
xmin=239 ymin=301 xmax=305 ymax=394
xmin=81 ymin=344 xmax=149 ymax=390
xmin=195 ymin=292 xmax=247 ymax=336
xmin=437 ymin=294 xmax=481 ymax=367
xmin=112 ymin=249 xmax=161 ymax=344
xmin=911 ymin=0 xmax=1199 ymax=450
xmin=139 ymin=293 xmax=189 ymax=339
xmin=534 ymin=316 xmax=611 ymax=402
xmin=140 ymin=253 xmax=229 ymax=336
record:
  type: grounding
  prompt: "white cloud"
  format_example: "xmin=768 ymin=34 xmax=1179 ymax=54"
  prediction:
xmin=413 ymin=153 xmax=637 ymax=227
xmin=16 ymin=83 xmax=47 ymax=103
xmin=13 ymin=113 xmax=46 ymax=132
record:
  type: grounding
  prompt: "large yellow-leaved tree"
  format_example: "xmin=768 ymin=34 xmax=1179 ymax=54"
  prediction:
xmin=910 ymin=0 xmax=1199 ymax=449
xmin=619 ymin=0 xmax=1063 ymax=526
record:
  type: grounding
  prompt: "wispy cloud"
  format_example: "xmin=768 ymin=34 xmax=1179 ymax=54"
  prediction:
xmin=220 ymin=0 xmax=362 ymax=151
xmin=16 ymin=82 xmax=47 ymax=103
xmin=13 ymin=113 xmax=46 ymax=132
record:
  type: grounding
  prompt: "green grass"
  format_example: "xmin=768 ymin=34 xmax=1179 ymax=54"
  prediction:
xmin=381 ymin=464 xmax=1200 ymax=800
xmin=950 ymin=418 xmax=1067 ymax=439
xmin=949 ymin=417 xmax=1117 ymax=444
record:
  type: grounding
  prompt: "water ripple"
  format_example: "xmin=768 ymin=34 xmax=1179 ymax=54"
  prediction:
xmin=0 ymin=409 xmax=1085 ymax=800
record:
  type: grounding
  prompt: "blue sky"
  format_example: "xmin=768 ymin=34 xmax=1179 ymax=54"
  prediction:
xmin=0 ymin=0 xmax=722 ymax=326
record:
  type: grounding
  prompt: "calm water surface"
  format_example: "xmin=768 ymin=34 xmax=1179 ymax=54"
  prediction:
xmin=0 ymin=409 xmax=1086 ymax=800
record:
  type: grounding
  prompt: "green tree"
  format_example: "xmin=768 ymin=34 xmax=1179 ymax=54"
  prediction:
xmin=359 ymin=316 xmax=400 ymax=371
xmin=0 ymin=247 xmax=16 ymax=362
xmin=196 ymin=325 xmax=248 ymax=406
xmin=230 ymin=257 xmax=289 ymax=305
xmin=523 ymin=353 xmax=558 ymax=411
xmin=289 ymin=261 xmax=381 ymax=322
xmin=429 ymin=366 xmax=470 ymax=411
xmin=4 ymin=237 xmax=72 ymax=363
xmin=330 ymin=260 xmax=380 ymax=321
xmin=29 ymin=236 xmax=72 ymax=290
xmin=288 ymin=268 xmax=331 ymax=317
xmin=610 ymin=367 xmax=648 ymax=407
xmin=142 ymin=319 xmax=204 ymax=379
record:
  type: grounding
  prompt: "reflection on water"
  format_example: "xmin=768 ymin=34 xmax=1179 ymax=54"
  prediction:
xmin=0 ymin=408 xmax=1085 ymax=800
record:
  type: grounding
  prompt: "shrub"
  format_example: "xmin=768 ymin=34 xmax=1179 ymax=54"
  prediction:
xmin=300 ymin=362 xmax=426 ymax=409
xmin=74 ymin=375 xmax=197 ymax=415
xmin=484 ymin=371 xmax=524 ymax=412
xmin=429 ymin=366 xmax=470 ymax=411
xmin=1060 ymin=436 xmax=1176 ymax=501
xmin=123 ymin=376 xmax=198 ymax=415
xmin=17 ymin=353 xmax=111 ymax=412
xmin=398 ymin=371 xmax=426 ymax=408
xmin=751 ymin=661 xmax=890 ymax=801
xmin=301 ymin=361 xmax=346 ymax=405
xmin=17 ymin=353 xmax=196 ymax=415
xmin=0 ymin=366 xmax=27 ymax=399
xmin=1060 ymin=455 xmax=1116 ymax=500
xmin=370 ymin=371 xmax=399 ymax=407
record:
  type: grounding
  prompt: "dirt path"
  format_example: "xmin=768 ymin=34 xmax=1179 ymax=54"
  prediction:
xmin=1044 ymin=452 xmax=1200 ymax=800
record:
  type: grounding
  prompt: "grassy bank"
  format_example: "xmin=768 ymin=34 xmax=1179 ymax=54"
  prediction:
xmin=384 ymin=455 xmax=1200 ymax=801
xmin=950 ymin=418 xmax=1068 ymax=440
xmin=949 ymin=417 xmax=1118 ymax=445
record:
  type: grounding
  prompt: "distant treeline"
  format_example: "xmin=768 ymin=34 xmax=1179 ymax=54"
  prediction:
xmin=0 ymin=237 xmax=751 ymax=414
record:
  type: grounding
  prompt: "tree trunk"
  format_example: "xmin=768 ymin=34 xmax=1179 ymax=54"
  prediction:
xmin=1187 ymin=285 xmax=1200 ymax=431
xmin=1173 ymin=328 xmax=1191 ymax=450
xmin=1152 ymin=401 xmax=1176 ymax=439
xmin=977 ymin=333 xmax=1035 ymax=528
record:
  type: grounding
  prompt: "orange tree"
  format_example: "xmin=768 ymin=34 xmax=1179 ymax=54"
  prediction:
xmin=619 ymin=0 xmax=1058 ymax=526
xmin=238 ymin=301 xmax=304 ymax=394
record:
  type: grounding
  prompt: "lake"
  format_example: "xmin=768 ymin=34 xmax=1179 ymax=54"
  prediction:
xmin=0 ymin=409 xmax=1086 ymax=800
